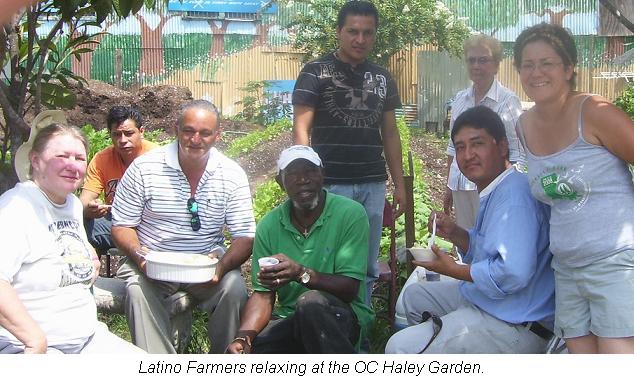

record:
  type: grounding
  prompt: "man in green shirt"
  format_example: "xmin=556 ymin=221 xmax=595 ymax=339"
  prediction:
xmin=226 ymin=145 xmax=374 ymax=353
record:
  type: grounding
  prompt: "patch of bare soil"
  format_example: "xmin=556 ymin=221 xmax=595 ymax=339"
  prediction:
xmin=408 ymin=131 xmax=448 ymax=209
xmin=67 ymin=80 xmax=193 ymax=133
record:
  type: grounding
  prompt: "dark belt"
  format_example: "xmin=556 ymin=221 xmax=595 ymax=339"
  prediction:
xmin=521 ymin=321 xmax=553 ymax=341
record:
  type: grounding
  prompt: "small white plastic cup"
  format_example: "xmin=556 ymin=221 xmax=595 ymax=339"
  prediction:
xmin=258 ymin=257 xmax=279 ymax=268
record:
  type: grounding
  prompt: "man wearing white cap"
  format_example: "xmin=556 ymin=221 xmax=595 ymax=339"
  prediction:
xmin=226 ymin=145 xmax=374 ymax=354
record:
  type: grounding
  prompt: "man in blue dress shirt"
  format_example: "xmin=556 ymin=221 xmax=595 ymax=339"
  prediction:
xmin=386 ymin=106 xmax=554 ymax=353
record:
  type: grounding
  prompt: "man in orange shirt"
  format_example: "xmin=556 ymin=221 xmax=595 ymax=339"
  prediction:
xmin=80 ymin=106 xmax=158 ymax=253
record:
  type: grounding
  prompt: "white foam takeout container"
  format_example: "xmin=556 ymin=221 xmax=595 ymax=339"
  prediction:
xmin=144 ymin=251 xmax=218 ymax=283
xmin=408 ymin=247 xmax=437 ymax=262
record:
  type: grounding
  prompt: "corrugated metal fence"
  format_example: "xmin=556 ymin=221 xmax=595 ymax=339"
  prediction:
xmin=74 ymin=4 xmax=634 ymax=119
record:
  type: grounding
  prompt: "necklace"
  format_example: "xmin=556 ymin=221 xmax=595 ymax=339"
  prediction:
xmin=291 ymin=210 xmax=312 ymax=238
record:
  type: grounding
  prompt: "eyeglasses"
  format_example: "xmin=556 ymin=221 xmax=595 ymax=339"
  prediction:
xmin=466 ymin=56 xmax=495 ymax=66
xmin=187 ymin=197 xmax=201 ymax=231
xmin=519 ymin=60 xmax=563 ymax=74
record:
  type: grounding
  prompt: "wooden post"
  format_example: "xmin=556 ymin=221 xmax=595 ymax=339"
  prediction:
xmin=588 ymin=37 xmax=594 ymax=94
xmin=404 ymin=151 xmax=416 ymax=274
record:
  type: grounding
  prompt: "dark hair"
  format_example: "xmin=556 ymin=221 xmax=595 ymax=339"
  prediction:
xmin=106 ymin=106 xmax=143 ymax=132
xmin=451 ymin=106 xmax=508 ymax=158
xmin=513 ymin=23 xmax=577 ymax=88
xmin=29 ymin=123 xmax=88 ymax=177
xmin=177 ymin=99 xmax=221 ymax=131
xmin=337 ymin=1 xmax=379 ymax=30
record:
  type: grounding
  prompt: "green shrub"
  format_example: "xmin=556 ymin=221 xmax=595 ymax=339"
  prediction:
xmin=81 ymin=125 xmax=111 ymax=161
xmin=225 ymin=119 xmax=292 ymax=158
xmin=252 ymin=179 xmax=287 ymax=223
xmin=234 ymin=81 xmax=292 ymax=125
xmin=615 ymin=84 xmax=634 ymax=119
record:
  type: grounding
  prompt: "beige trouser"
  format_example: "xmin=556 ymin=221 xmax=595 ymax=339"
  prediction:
xmin=117 ymin=259 xmax=247 ymax=354
xmin=385 ymin=280 xmax=548 ymax=353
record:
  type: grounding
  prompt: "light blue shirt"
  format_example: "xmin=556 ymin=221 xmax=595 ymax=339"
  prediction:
xmin=460 ymin=169 xmax=555 ymax=325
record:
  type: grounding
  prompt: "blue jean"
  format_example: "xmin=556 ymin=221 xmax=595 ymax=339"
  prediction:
xmin=84 ymin=216 xmax=115 ymax=252
xmin=325 ymin=182 xmax=386 ymax=306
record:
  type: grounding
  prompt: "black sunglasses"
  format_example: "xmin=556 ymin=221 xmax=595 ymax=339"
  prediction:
xmin=187 ymin=197 xmax=201 ymax=231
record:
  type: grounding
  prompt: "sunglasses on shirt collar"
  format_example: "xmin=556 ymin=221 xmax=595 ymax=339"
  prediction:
xmin=187 ymin=197 xmax=201 ymax=231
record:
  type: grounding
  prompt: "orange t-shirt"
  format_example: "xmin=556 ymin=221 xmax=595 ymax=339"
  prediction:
xmin=82 ymin=140 xmax=158 ymax=205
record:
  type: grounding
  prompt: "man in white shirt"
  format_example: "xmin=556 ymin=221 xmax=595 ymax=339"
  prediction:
xmin=444 ymin=34 xmax=523 ymax=229
xmin=112 ymin=100 xmax=256 ymax=354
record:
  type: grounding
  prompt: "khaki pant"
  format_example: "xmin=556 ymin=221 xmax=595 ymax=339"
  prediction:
xmin=117 ymin=259 xmax=247 ymax=353
xmin=385 ymin=280 xmax=547 ymax=354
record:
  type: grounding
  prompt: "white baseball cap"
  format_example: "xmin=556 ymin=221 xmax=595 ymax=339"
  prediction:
xmin=277 ymin=145 xmax=322 ymax=172
xmin=14 ymin=110 xmax=68 ymax=182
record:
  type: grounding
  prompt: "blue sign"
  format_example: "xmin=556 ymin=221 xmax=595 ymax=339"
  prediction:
xmin=168 ymin=0 xmax=277 ymax=14
xmin=265 ymin=80 xmax=295 ymax=94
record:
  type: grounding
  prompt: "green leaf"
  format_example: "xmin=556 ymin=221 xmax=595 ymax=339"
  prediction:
xmin=36 ymin=82 xmax=77 ymax=109
xmin=92 ymin=0 xmax=115 ymax=23
xmin=117 ymin=0 xmax=134 ymax=17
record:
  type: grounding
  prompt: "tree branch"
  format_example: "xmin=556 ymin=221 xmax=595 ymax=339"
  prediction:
xmin=33 ymin=17 xmax=63 ymax=115
xmin=16 ymin=5 xmax=37 ymax=116
xmin=600 ymin=0 xmax=634 ymax=34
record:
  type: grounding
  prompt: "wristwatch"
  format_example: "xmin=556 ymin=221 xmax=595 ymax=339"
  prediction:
xmin=298 ymin=267 xmax=311 ymax=285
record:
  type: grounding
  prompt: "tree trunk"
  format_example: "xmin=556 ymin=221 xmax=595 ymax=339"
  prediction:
xmin=255 ymin=21 xmax=269 ymax=46
xmin=209 ymin=20 xmax=230 ymax=57
xmin=541 ymin=9 xmax=571 ymax=26
xmin=137 ymin=13 xmax=173 ymax=79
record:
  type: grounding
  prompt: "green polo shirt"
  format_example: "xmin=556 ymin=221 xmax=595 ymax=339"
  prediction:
xmin=252 ymin=190 xmax=375 ymax=343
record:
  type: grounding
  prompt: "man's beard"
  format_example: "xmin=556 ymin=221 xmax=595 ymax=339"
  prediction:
xmin=292 ymin=193 xmax=320 ymax=211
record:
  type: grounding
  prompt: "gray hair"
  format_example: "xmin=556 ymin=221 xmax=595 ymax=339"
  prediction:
xmin=177 ymin=100 xmax=221 ymax=131
xmin=464 ymin=34 xmax=503 ymax=63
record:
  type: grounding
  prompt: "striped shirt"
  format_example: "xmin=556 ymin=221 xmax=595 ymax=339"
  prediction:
xmin=293 ymin=52 xmax=402 ymax=184
xmin=446 ymin=79 xmax=524 ymax=191
xmin=112 ymin=142 xmax=255 ymax=253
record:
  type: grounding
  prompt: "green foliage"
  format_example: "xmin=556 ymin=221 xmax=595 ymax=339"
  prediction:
xmin=234 ymin=81 xmax=292 ymax=125
xmin=98 ymin=312 xmax=131 ymax=342
xmin=144 ymin=129 xmax=175 ymax=146
xmin=615 ymin=84 xmax=634 ymax=119
xmin=186 ymin=310 xmax=211 ymax=353
xmin=81 ymin=125 xmax=111 ymax=161
xmin=252 ymin=179 xmax=287 ymax=223
xmin=226 ymin=119 xmax=292 ymax=158
xmin=284 ymin=0 xmax=470 ymax=65
xmin=235 ymin=81 xmax=268 ymax=124
xmin=380 ymin=119 xmax=451 ymax=261
xmin=99 ymin=310 xmax=212 ymax=353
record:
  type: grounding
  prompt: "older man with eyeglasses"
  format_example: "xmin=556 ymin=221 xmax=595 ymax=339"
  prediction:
xmin=443 ymin=34 xmax=524 ymax=231
xmin=111 ymin=100 xmax=255 ymax=354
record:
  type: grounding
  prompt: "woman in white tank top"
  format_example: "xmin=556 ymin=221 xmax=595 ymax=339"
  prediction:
xmin=514 ymin=23 xmax=634 ymax=354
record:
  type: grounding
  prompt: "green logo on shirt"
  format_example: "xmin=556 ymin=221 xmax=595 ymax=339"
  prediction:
xmin=541 ymin=173 xmax=579 ymax=201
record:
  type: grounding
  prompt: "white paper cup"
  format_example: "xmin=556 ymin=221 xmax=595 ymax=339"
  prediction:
xmin=258 ymin=257 xmax=279 ymax=268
